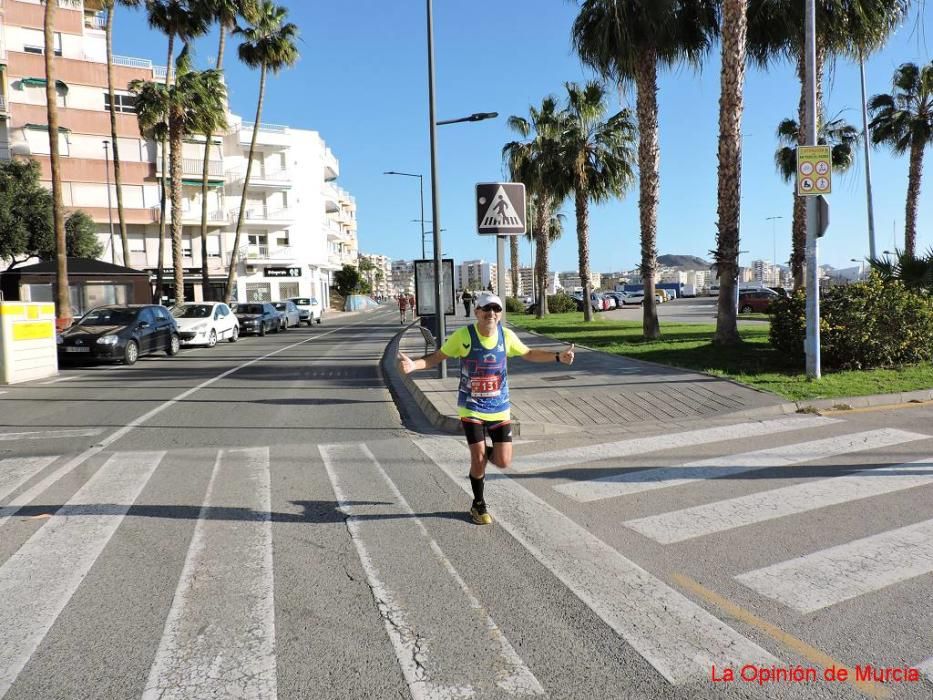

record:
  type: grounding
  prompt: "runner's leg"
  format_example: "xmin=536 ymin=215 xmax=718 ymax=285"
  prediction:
xmin=462 ymin=419 xmax=492 ymax=524
xmin=487 ymin=421 xmax=513 ymax=469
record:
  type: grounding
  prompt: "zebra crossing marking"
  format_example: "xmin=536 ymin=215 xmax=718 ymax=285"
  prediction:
xmin=0 ymin=455 xmax=58 ymax=503
xmin=510 ymin=414 xmax=837 ymax=472
xmin=143 ymin=448 xmax=276 ymax=700
xmin=0 ymin=451 xmax=164 ymax=699
xmin=414 ymin=435 xmax=779 ymax=685
xmin=624 ymin=457 xmax=933 ymax=544
xmin=916 ymin=656 xmax=933 ymax=682
xmin=736 ymin=517 xmax=933 ymax=614
xmin=320 ymin=442 xmax=544 ymax=698
xmin=555 ymin=428 xmax=927 ymax=502
xmin=0 ymin=428 xmax=104 ymax=441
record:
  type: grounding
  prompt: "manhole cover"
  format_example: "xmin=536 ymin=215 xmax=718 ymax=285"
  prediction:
xmin=541 ymin=375 xmax=575 ymax=382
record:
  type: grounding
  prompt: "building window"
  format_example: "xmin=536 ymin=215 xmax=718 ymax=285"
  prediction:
xmin=104 ymin=93 xmax=137 ymax=114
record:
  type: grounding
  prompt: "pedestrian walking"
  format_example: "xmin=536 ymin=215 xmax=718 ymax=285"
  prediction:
xmin=461 ymin=289 xmax=473 ymax=317
xmin=407 ymin=293 xmax=416 ymax=321
xmin=398 ymin=291 xmax=575 ymax=525
xmin=398 ymin=293 xmax=408 ymax=324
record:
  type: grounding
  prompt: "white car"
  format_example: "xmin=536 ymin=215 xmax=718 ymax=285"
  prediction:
xmin=288 ymin=297 xmax=323 ymax=326
xmin=619 ymin=291 xmax=645 ymax=305
xmin=171 ymin=302 xmax=239 ymax=346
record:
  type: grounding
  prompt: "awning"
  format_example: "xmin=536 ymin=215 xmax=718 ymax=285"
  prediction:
xmin=20 ymin=78 xmax=68 ymax=92
xmin=180 ymin=178 xmax=224 ymax=187
xmin=24 ymin=123 xmax=71 ymax=134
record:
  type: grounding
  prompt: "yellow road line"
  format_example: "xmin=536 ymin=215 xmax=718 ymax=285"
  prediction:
xmin=672 ymin=573 xmax=890 ymax=698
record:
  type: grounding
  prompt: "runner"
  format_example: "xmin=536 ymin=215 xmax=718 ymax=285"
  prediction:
xmin=398 ymin=291 xmax=575 ymax=525
xmin=397 ymin=293 xmax=409 ymax=325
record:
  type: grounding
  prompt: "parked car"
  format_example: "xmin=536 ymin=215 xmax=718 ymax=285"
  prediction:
xmin=272 ymin=300 xmax=301 ymax=328
xmin=738 ymin=289 xmax=780 ymax=313
xmin=171 ymin=302 xmax=239 ymax=346
xmin=603 ymin=291 xmax=626 ymax=308
xmin=57 ymin=304 xmax=180 ymax=365
xmin=602 ymin=293 xmax=617 ymax=310
xmin=234 ymin=302 xmax=280 ymax=336
xmin=288 ymin=297 xmax=324 ymax=325
xmin=619 ymin=291 xmax=645 ymax=305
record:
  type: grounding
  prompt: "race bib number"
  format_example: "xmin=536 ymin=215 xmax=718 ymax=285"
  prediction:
xmin=470 ymin=375 xmax=501 ymax=398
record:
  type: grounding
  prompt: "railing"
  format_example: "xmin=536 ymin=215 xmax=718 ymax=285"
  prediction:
xmin=227 ymin=167 xmax=291 ymax=183
xmin=231 ymin=206 xmax=294 ymax=222
xmin=0 ymin=95 xmax=7 ymax=113
xmin=112 ymin=54 xmax=152 ymax=69
xmin=59 ymin=0 xmax=81 ymax=9
xmin=153 ymin=66 xmax=168 ymax=80
xmin=239 ymin=244 xmax=296 ymax=261
xmin=181 ymin=158 xmax=224 ymax=177
xmin=85 ymin=15 xmax=106 ymax=30
xmin=241 ymin=121 xmax=288 ymax=134
xmin=149 ymin=206 xmax=228 ymax=223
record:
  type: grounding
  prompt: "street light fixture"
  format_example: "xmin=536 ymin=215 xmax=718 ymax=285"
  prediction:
xmin=384 ymin=171 xmax=425 ymax=258
xmin=424 ymin=0 xmax=497 ymax=378
xmin=103 ymin=140 xmax=116 ymax=264
xmin=850 ymin=257 xmax=865 ymax=280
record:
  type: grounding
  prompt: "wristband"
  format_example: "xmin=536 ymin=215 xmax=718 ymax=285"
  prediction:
xmin=555 ymin=352 xmax=560 ymax=364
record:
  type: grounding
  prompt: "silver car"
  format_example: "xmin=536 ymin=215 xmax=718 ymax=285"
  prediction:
xmin=288 ymin=297 xmax=324 ymax=326
xmin=272 ymin=300 xmax=301 ymax=329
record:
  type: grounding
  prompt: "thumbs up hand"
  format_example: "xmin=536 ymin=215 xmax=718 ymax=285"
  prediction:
xmin=398 ymin=352 xmax=416 ymax=375
xmin=560 ymin=343 xmax=575 ymax=366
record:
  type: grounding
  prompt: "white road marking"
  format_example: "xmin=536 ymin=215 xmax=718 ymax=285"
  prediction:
xmin=625 ymin=457 xmax=933 ymax=544
xmin=0 ymin=328 xmax=342 ymax=531
xmin=320 ymin=443 xmax=544 ymax=698
xmin=511 ymin=414 xmax=837 ymax=472
xmin=0 ymin=428 xmax=104 ymax=442
xmin=0 ymin=456 xmax=58 ymax=502
xmin=736 ymin=518 xmax=933 ymax=613
xmin=39 ymin=375 xmax=80 ymax=385
xmin=916 ymin=656 xmax=933 ymax=682
xmin=556 ymin=428 xmax=925 ymax=502
xmin=0 ymin=451 xmax=164 ymax=699
xmin=143 ymin=448 xmax=276 ymax=700
xmin=414 ymin=436 xmax=779 ymax=685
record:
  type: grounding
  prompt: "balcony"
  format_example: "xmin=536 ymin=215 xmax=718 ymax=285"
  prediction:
xmin=230 ymin=206 xmax=295 ymax=224
xmin=238 ymin=244 xmax=297 ymax=263
xmin=237 ymin=121 xmax=290 ymax=148
xmin=149 ymin=206 xmax=229 ymax=225
xmin=156 ymin=158 xmax=225 ymax=179
xmin=84 ymin=14 xmax=105 ymax=31
xmin=323 ymin=147 xmax=339 ymax=181
xmin=321 ymin=182 xmax=339 ymax=213
xmin=0 ymin=95 xmax=7 ymax=114
xmin=227 ymin=166 xmax=292 ymax=188
xmin=323 ymin=217 xmax=347 ymax=242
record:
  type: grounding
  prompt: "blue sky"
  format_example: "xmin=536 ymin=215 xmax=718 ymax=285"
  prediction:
xmin=112 ymin=1 xmax=932 ymax=274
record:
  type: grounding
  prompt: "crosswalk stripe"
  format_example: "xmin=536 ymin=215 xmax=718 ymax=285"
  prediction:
xmin=0 ymin=451 xmax=164 ymax=699
xmin=555 ymin=428 xmax=928 ymax=503
xmin=0 ymin=429 xmax=104 ymax=441
xmin=624 ymin=457 xmax=933 ymax=544
xmin=0 ymin=456 xmax=58 ymax=502
xmin=414 ymin=435 xmax=779 ymax=685
xmin=320 ymin=442 xmax=544 ymax=698
xmin=736 ymin=518 xmax=933 ymax=614
xmin=917 ymin=656 xmax=933 ymax=682
xmin=142 ymin=448 xmax=276 ymax=700
xmin=510 ymin=414 xmax=837 ymax=472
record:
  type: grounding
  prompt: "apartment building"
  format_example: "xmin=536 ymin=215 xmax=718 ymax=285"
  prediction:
xmin=1 ymin=0 xmax=356 ymax=306
xmin=454 ymin=259 xmax=497 ymax=293
xmin=390 ymin=259 xmax=414 ymax=296
xmin=358 ymin=252 xmax=391 ymax=299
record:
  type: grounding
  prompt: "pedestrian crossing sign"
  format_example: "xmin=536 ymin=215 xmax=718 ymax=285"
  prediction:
xmin=476 ymin=182 xmax=526 ymax=235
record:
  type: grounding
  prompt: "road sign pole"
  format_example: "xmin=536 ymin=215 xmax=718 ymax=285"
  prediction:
xmin=804 ymin=0 xmax=821 ymax=379
xmin=496 ymin=235 xmax=507 ymax=320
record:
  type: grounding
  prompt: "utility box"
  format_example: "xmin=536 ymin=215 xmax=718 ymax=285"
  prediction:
xmin=0 ymin=302 xmax=58 ymax=384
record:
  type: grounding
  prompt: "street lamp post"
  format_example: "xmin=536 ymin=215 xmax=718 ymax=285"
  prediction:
xmin=384 ymin=171 xmax=425 ymax=258
xmin=103 ymin=140 xmax=116 ymax=264
xmin=850 ymin=258 xmax=864 ymax=280
xmin=766 ymin=215 xmax=783 ymax=270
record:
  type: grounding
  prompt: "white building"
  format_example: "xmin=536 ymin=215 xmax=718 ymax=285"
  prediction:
xmin=454 ymin=259 xmax=496 ymax=292
xmin=359 ymin=253 xmax=392 ymax=298
xmin=391 ymin=259 xmax=414 ymax=296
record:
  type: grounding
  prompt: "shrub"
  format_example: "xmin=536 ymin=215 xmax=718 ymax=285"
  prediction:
xmin=547 ymin=293 xmax=578 ymax=314
xmin=769 ymin=274 xmax=933 ymax=370
xmin=505 ymin=296 xmax=525 ymax=314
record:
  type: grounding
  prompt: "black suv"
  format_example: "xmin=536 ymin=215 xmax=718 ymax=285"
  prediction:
xmin=235 ymin=302 xmax=280 ymax=336
xmin=57 ymin=305 xmax=180 ymax=365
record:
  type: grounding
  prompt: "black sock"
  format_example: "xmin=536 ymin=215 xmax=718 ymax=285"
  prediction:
xmin=469 ymin=475 xmax=485 ymax=505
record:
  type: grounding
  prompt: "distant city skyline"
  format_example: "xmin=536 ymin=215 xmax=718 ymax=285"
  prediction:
xmin=111 ymin=2 xmax=932 ymax=272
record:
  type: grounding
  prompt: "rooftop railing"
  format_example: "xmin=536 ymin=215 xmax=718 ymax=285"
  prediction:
xmin=240 ymin=121 xmax=289 ymax=134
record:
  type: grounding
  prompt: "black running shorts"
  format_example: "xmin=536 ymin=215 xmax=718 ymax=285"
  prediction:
xmin=460 ymin=418 xmax=513 ymax=445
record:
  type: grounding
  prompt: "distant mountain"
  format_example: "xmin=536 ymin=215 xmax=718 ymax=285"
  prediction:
xmin=658 ymin=254 xmax=711 ymax=269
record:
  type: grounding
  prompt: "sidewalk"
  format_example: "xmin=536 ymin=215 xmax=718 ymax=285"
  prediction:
xmin=387 ymin=314 xmax=783 ymax=436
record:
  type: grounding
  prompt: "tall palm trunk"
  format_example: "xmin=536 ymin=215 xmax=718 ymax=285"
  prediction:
xmin=105 ymin=6 xmax=129 ymax=267
xmin=509 ymin=234 xmax=519 ymax=299
xmin=903 ymin=139 xmax=923 ymax=257
xmin=714 ymin=0 xmax=747 ymax=345
xmin=155 ymin=34 xmax=174 ymax=301
xmin=574 ymin=171 xmax=593 ymax=323
xmin=169 ymin=107 xmax=185 ymax=304
xmin=225 ymin=63 xmax=267 ymax=304
xmin=45 ymin=0 xmax=69 ymax=327
xmin=634 ymin=50 xmax=660 ymax=340
xmin=200 ymin=27 xmax=228 ymax=300
xmin=534 ymin=199 xmax=550 ymax=319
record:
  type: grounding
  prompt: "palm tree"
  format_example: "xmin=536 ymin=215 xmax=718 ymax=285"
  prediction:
xmin=774 ymin=115 xmax=859 ymax=272
xmin=746 ymin=0 xmax=911 ymax=287
xmin=145 ymin=0 xmax=209 ymax=301
xmin=131 ymin=47 xmax=227 ymax=306
xmin=509 ymin=234 xmax=520 ymax=300
xmin=559 ymin=81 xmax=637 ymax=322
xmin=868 ymin=246 xmax=933 ymax=291
xmin=43 ymin=0 xmax=69 ymax=326
xmin=503 ymin=96 xmax=568 ymax=318
xmin=195 ymin=0 xmax=259 ymax=300
xmin=572 ymin=0 xmax=718 ymax=339
xmin=103 ymin=0 xmax=141 ymax=268
xmin=869 ymin=61 xmax=933 ymax=258
xmin=224 ymin=1 xmax=299 ymax=304
xmin=713 ymin=0 xmax=749 ymax=345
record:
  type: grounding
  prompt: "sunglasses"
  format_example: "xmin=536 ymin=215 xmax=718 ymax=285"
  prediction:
xmin=479 ymin=304 xmax=502 ymax=313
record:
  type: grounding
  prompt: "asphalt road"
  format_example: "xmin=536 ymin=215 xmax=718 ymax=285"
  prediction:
xmin=0 ymin=306 xmax=931 ymax=699
xmin=602 ymin=295 xmax=770 ymax=324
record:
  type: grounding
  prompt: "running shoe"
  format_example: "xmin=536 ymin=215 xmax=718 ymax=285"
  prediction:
xmin=470 ymin=501 xmax=493 ymax=525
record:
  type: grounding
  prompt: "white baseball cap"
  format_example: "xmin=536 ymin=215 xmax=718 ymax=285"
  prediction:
xmin=474 ymin=292 xmax=503 ymax=309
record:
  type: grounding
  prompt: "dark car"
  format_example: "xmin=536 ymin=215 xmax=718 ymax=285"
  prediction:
xmin=235 ymin=302 xmax=280 ymax=336
xmin=57 ymin=304 xmax=180 ymax=365
xmin=738 ymin=289 xmax=780 ymax=313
